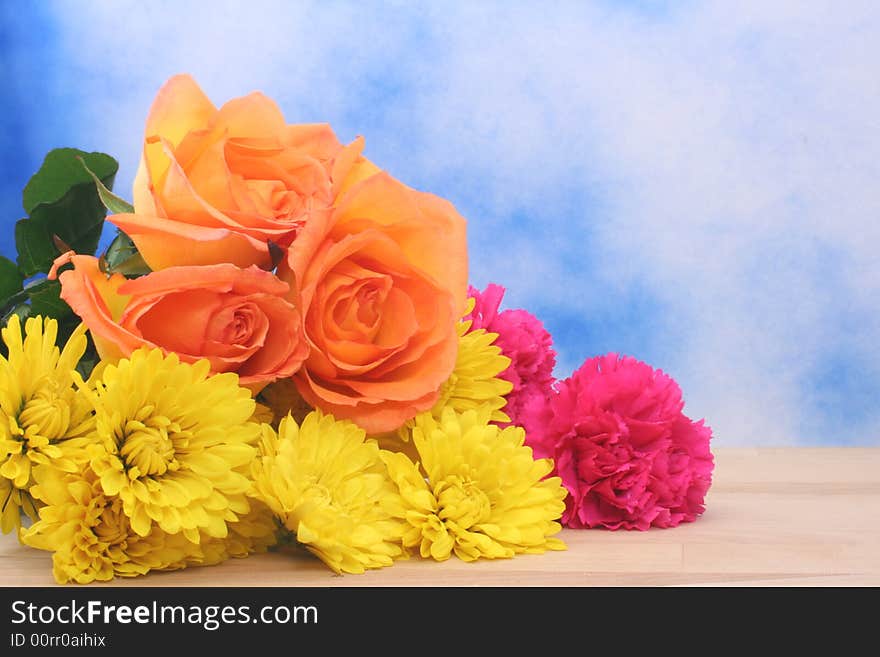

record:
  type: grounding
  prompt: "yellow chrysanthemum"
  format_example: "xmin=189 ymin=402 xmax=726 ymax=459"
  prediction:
xmin=382 ymin=407 xmax=567 ymax=562
xmin=86 ymin=348 xmax=259 ymax=543
xmin=0 ymin=480 xmax=39 ymax=534
xmin=252 ymin=411 xmax=404 ymax=574
xmin=390 ymin=301 xmax=512 ymax=448
xmin=20 ymin=464 xmax=198 ymax=584
xmin=0 ymin=315 xmax=95 ymax=533
xmin=435 ymin=314 xmax=513 ymax=421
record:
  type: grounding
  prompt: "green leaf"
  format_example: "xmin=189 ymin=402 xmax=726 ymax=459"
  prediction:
xmin=23 ymin=148 xmax=118 ymax=215
xmin=25 ymin=278 xmax=72 ymax=320
xmin=28 ymin=189 xmax=109 ymax=260
xmin=20 ymin=148 xmax=119 ymax=263
xmin=78 ymin=156 xmax=134 ymax=214
xmin=100 ymin=229 xmax=151 ymax=277
xmin=15 ymin=219 xmax=57 ymax=277
xmin=0 ymin=256 xmax=23 ymax=305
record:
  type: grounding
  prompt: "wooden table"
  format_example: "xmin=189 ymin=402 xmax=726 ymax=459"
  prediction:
xmin=2 ymin=448 xmax=878 ymax=587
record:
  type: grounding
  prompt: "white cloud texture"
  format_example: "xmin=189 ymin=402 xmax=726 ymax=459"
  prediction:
xmin=48 ymin=0 xmax=880 ymax=445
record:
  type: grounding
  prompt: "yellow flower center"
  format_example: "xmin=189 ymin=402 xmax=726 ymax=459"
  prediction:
xmin=301 ymin=481 xmax=334 ymax=511
xmin=435 ymin=475 xmax=491 ymax=529
xmin=19 ymin=386 xmax=72 ymax=441
xmin=117 ymin=409 xmax=182 ymax=477
xmin=92 ymin=498 xmax=130 ymax=547
xmin=2 ymin=383 xmax=74 ymax=490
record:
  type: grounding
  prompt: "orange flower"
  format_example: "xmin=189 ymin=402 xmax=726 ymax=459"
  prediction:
xmin=281 ymin=172 xmax=468 ymax=433
xmin=52 ymin=254 xmax=308 ymax=389
xmin=109 ymin=74 xmax=378 ymax=270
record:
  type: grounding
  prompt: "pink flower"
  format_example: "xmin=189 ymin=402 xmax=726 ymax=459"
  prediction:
xmin=465 ymin=284 xmax=556 ymax=431
xmin=528 ymin=353 xmax=713 ymax=530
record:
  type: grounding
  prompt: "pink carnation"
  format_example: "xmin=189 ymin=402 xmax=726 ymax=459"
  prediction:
xmin=527 ymin=353 xmax=714 ymax=530
xmin=465 ymin=283 xmax=556 ymax=431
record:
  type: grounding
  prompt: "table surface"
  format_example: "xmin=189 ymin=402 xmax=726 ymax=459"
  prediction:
xmin=2 ymin=447 xmax=878 ymax=587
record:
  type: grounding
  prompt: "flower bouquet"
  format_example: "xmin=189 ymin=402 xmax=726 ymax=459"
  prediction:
xmin=0 ymin=75 xmax=714 ymax=584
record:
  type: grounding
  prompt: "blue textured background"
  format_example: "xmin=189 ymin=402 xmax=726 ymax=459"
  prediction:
xmin=2 ymin=1 xmax=878 ymax=445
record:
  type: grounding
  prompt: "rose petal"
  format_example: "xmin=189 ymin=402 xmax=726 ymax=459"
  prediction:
xmin=54 ymin=254 xmax=144 ymax=361
xmin=123 ymin=290 xmax=222 ymax=356
xmin=142 ymin=74 xmax=217 ymax=192
xmin=331 ymin=172 xmax=468 ymax=315
xmin=109 ymin=213 xmax=271 ymax=270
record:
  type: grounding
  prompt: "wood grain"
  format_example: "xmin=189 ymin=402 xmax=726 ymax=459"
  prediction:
xmin=2 ymin=447 xmax=878 ymax=587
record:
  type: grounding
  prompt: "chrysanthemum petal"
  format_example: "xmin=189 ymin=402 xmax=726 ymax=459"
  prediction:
xmin=253 ymin=410 xmax=405 ymax=574
xmin=0 ymin=315 xmax=95 ymax=534
xmin=385 ymin=408 xmax=567 ymax=563
xmin=86 ymin=348 xmax=259 ymax=540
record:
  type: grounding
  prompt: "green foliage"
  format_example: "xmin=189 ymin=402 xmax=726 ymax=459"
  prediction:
xmin=2 ymin=149 xmax=115 ymax=356
xmin=0 ymin=256 xmax=22 ymax=303
xmin=26 ymin=279 xmax=72 ymax=319
xmin=16 ymin=149 xmax=118 ymax=276
xmin=1 ymin=148 xmax=150 ymax=369
xmin=100 ymin=230 xmax=151 ymax=277
xmin=78 ymin=156 xmax=134 ymax=214
xmin=22 ymin=148 xmax=118 ymax=215
xmin=15 ymin=219 xmax=57 ymax=277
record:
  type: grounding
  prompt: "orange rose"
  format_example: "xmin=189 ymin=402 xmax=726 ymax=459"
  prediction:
xmin=109 ymin=74 xmax=378 ymax=270
xmin=51 ymin=254 xmax=308 ymax=388
xmin=282 ymin=172 xmax=468 ymax=433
